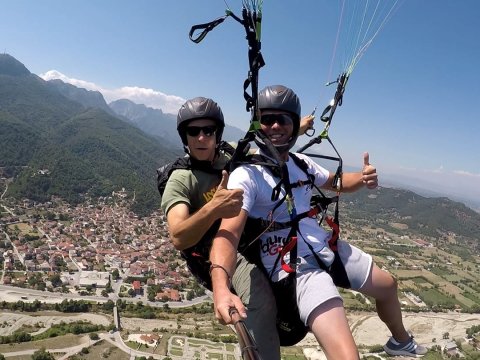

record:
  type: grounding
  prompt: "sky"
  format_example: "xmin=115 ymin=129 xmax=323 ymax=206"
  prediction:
xmin=1 ymin=0 xmax=479 ymax=208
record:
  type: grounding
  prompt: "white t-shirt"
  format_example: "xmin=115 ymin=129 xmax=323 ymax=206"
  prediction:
xmin=228 ymin=152 xmax=335 ymax=280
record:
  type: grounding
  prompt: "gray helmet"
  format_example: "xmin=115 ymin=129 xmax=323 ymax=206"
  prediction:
xmin=177 ymin=97 xmax=225 ymax=145
xmin=256 ymin=85 xmax=301 ymax=153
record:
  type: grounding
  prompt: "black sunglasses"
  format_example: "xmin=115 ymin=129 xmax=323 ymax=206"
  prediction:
xmin=260 ymin=114 xmax=294 ymax=126
xmin=185 ymin=125 xmax=217 ymax=137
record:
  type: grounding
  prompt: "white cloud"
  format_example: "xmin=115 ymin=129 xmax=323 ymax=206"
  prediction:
xmin=41 ymin=70 xmax=100 ymax=92
xmin=102 ymin=86 xmax=185 ymax=114
xmin=39 ymin=70 xmax=185 ymax=114
xmin=453 ymin=170 xmax=480 ymax=177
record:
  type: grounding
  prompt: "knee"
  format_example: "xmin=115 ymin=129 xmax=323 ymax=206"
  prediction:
xmin=381 ymin=273 xmax=399 ymax=300
xmin=367 ymin=267 xmax=399 ymax=301
xmin=388 ymin=274 xmax=399 ymax=291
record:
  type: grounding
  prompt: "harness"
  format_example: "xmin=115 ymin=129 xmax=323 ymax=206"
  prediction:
xmin=156 ymin=141 xmax=236 ymax=290
xmin=236 ymin=152 xmax=351 ymax=346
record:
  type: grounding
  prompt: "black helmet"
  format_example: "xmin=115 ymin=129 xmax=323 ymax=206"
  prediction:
xmin=256 ymin=85 xmax=301 ymax=153
xmin=177 ymin=97 xmax=225 ymax=145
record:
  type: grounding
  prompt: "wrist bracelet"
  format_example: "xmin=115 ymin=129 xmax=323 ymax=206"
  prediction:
xmin=209 ymin=263 xmax=232 ymax=287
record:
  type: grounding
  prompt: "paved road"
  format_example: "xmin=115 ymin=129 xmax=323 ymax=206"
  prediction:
xmin=0 ymin=332 xmax=165 ymax=360
xmin=0 ymin=284 xmax=210 ymax=308
xmin=1 ymin=336 xmax=99 ymax=359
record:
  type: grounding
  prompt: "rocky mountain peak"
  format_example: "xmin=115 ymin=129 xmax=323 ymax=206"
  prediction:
xmin=0 ymin=53 xmax=31 ymax=77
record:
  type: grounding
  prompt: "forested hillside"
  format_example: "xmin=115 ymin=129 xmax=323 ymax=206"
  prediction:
xmin=0 ymin=54 xmax=181 ymax=216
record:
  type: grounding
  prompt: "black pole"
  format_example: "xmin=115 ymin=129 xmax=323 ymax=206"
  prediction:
xmin=230 ymin=308 xmax=262 ymax=360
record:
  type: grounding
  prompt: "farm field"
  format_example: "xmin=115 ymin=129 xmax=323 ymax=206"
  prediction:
xmin=1 ymin=310 xmax=479 ymax=360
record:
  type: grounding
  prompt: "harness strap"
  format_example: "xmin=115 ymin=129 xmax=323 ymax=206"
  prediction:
xmin=189 ymin=15 xmax=229 ymax=44
xmin=325 ymin=216 xmax=339 ymax=251
xmin=268 ymin=198 xmax=342 ymax=276
xmin=278 ymin=214 xmax=341 ymax=275
xmin=261 ymin=196 xmax=335 ymax=233
xmin=268 ymin=225 xmax=296 ymax=279
xmin=304 ymin=239 xmax=329 ymax=272
xmin=280 ymin=236 xmax=297 ymax=274
xmin=240 ymin=7 xmax=265 ymax=112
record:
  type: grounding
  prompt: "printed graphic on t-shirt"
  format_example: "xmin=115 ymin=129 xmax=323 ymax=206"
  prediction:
xmin=202 ymin=186 xmax=217 ymax=203
xmin=261 ymin=235 xmax=289 ymax=256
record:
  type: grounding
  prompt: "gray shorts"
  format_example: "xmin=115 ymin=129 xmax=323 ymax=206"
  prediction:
xmin=296 ymin=239 xmax=372 ymax=325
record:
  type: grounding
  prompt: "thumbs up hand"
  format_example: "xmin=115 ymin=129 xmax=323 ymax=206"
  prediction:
xmin=211 ymin=170 xmax=244 ymax=219
xmin=362 ymin=152 xmax=378 ymax=189
xmin=217 ymin=170 xmax=230 ymax=191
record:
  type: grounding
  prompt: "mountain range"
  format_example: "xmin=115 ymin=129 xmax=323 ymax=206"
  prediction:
xmin=0 ymin=54 xmax=479 ymax=244
xmin=340 ymin=186 xmax=480 ymax=254
xmin=0 ymin=54 xmax=181 ymax=216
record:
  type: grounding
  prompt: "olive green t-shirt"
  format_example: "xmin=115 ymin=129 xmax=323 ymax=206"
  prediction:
xmin=160 ymin=151 xmax=231 ymax=216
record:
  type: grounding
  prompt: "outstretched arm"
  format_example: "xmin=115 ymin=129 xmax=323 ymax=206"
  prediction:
xmin=167 ymin=171 xmax=243 ymax=250
xmin=323 ymin=152 xmax=378 ymax=193
xmin=210 ymin=209 xmax=249 ymax=324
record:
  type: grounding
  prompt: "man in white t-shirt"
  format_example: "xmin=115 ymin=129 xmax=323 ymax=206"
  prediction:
xmin=209 ymin=85 xmax=427 ymax=359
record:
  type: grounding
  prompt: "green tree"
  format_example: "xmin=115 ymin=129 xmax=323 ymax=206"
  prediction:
xmin=49 ymin=273 xmax=62 ymax=288
xmin=103 ymin=300 xmax=115 ymax=312
xmin=31 ymin=347 xmax=55 ymax=360
xmin=112 ymin=268 xmax=120 ymax=280
xmin=45 ymin=212 xmax=56 ymax=221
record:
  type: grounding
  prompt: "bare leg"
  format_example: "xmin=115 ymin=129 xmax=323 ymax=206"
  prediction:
xmin=308 ymin=298 xmax=359 ymax=360
xmin=359 ymin=263 xmax=410 ymax=342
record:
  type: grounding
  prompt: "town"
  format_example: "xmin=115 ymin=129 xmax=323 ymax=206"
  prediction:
xmin=1 ymin=190 xmax=203 ymax=304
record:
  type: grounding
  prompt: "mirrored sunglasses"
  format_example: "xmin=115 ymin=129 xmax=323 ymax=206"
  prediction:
xmin=185 ymin=125 xmax=217 ymax=137
xmin=260 ymin=114 xmax=294 ymax=126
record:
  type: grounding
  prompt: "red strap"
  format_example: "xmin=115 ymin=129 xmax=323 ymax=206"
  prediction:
xmin=280 ymin=237 xmax=297 ymax=273
xmin=307 ymin=206 xmax=319 ymax=218
xmin=325 ymin=216 xmax=339 ymax=251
